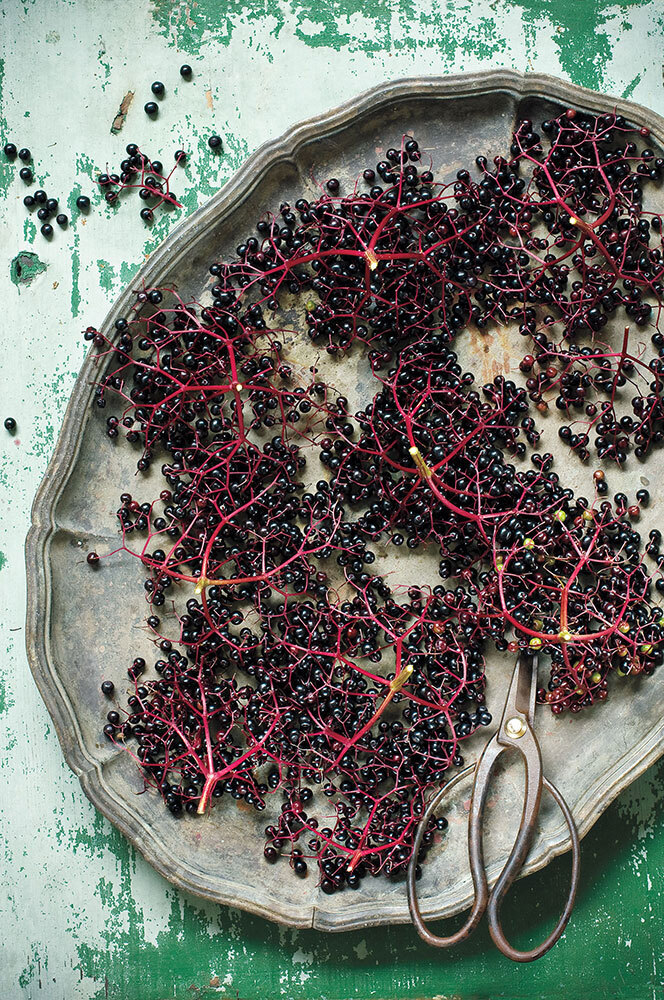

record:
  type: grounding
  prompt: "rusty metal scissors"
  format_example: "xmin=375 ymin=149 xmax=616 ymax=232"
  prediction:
xmin=407 ymin=652 xmax=580 ymax=962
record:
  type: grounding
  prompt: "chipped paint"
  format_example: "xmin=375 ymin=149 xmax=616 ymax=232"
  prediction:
xmin=70 ymin=232 xmax=81 ymax=318
xmin=514 ymin=0 xmax=645 ymax=92
xmin=9 ymin=251 xmax=47 ymax=288
xmin=0 ymin=57 xmax=11 ymax=198
xmin=14 ymin=763 xmax=664 ymax=1000
xmin=96 ymin=258 xmax=116 ymax=293
xmin=623 ymin=72 xmax=643 ymax=99
xmin=22 ymin=216 xmax=36 ymax=242
xmin=96 ymin=37 xmax=111 ymax=91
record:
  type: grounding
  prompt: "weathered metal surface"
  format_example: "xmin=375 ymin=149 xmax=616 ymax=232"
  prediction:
xmin=3 ymin=2 xmax=664 ymax=998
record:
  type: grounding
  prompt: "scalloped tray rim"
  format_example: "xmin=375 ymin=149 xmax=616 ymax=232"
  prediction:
xmin=25 ymin=70 xmax=664 ymax=931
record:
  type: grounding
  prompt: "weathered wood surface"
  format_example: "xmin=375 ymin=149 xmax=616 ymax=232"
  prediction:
xmin=3 ymin=2 xmax=664 ymax=998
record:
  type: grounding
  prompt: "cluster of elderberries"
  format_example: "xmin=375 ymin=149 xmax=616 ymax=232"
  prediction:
xmin=88 ymin=108 xmax=664 ymax=890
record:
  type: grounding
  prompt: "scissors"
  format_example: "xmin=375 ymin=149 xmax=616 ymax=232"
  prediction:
xmin=407 ymin=652 xmax=580 ymax=962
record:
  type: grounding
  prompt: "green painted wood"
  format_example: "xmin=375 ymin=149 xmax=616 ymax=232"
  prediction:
xmin=2 ymin=1 xmax=664 ymax=997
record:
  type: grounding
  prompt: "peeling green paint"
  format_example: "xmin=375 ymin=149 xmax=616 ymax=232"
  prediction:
xmin=9 ymin=251 xmax=47 ymax=288
xmin=70 ymin=152 xmax=98 ymax=203
xmin=22 ymin=216 xmax=36 ymax=242
xmin=96 ymin=37 xmax=111 ymax=90
xmin=149 ymin=0 xmax=510 ymax=62
xmin=623 ymin=72 xmax=643 ymax=99
xmin=9 ymin=758 xmax=662 ymax=1000
xmin=96 ymin=258 xmax=116 ymax=293
xmin=191 ymin=126 xmax=250 ymax=198
xmin=119 ymin=259 xmax=139 ymax=287
xmin=515 ymin=0 xmax=645 ymax=92
xmin=150 ymin=0 xmax=286 ymax=51
xmin=18 ymin=945 xmax=47 ymax=991
xmin=70 ymin=232 xmax=81 ymax=317
xmin=0 ymin=58 xmax=12 ymax=198
xmin=291 ymin=1 xmax=505 ymax=59
xmin=0 ymin=628 xmax=13 ymax=718
xmin=28 ymin=414 xmax=55 ymax=460
xmin=147 ymin=0 xmax=653 ymax=89
xmin=25 ymin=360 xmax=79 ymax=460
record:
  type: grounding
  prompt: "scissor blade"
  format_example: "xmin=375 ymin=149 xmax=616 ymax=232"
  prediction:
xmin=501 ymin=652 xmax=538 ymax=728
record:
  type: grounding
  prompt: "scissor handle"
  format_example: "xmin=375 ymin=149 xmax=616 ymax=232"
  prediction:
xmin=487 ymin=775 xmax=580 ymax=962
xmin=407 ymin=733 xmax=513 ymax=947
xmin=407 ymin=762 xmax=486 ymax=947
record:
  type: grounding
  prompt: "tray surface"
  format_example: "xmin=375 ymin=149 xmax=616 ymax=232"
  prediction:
xmin=26 ymin=71 xmax=664 ymax=930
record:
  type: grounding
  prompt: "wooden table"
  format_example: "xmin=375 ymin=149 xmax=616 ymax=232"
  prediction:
xmin=2 ymin=2 xmax=664 ymax=997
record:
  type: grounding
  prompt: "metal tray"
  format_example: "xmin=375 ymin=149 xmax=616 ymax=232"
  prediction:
xmin=25 ymin=71 xmax=664 ymax=931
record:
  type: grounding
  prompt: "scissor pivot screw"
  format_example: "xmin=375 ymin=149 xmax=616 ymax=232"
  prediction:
xmin=505 ymin=716 xmax=527 ymax=739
